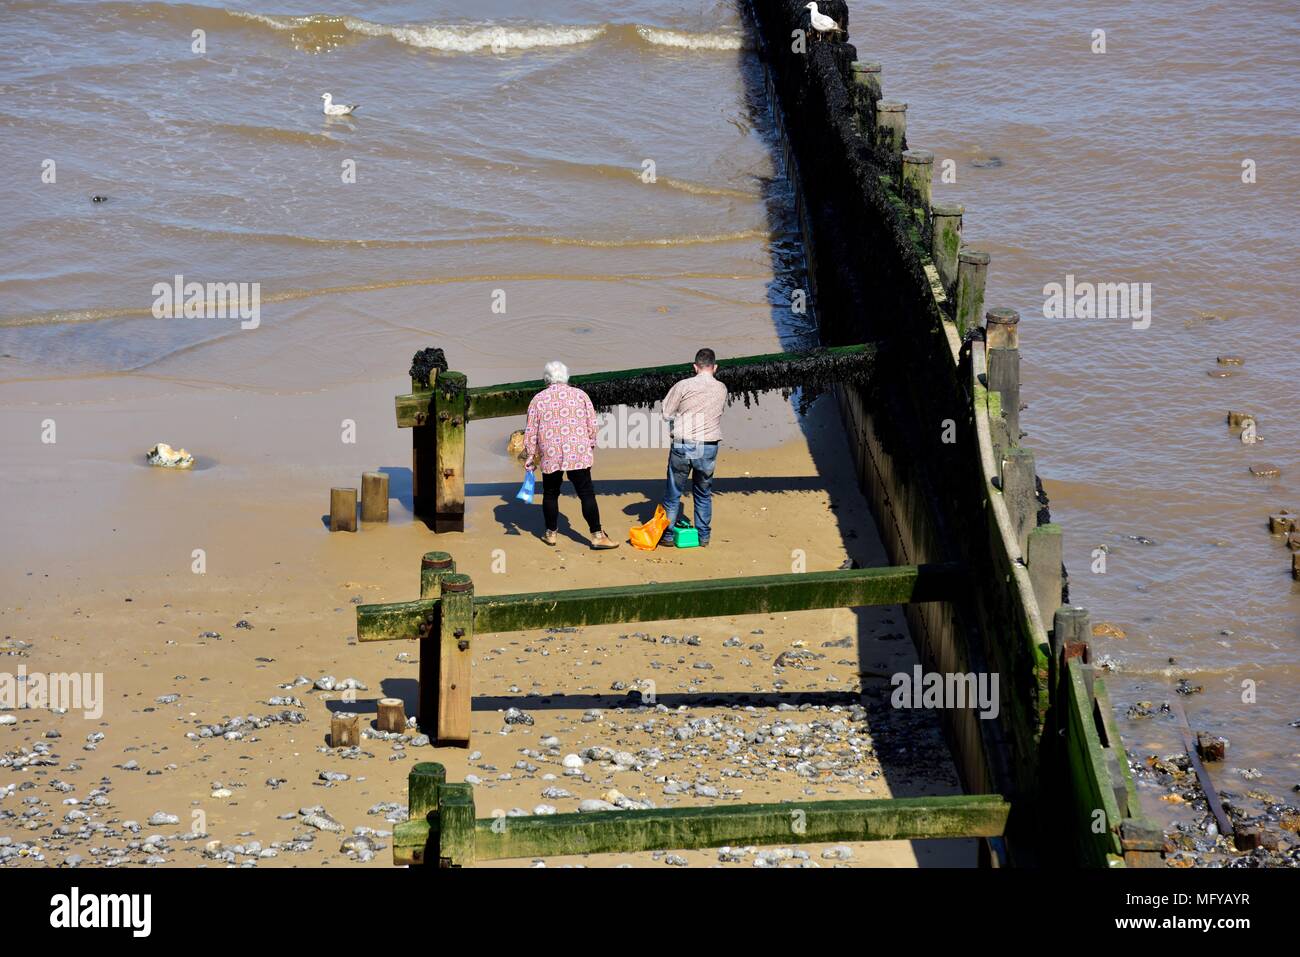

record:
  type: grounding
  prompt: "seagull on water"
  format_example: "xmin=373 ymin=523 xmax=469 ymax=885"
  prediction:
xmin=321 ymin=92 xmax=359 ymax=116
xmin=805 ymin=2 xmax=843 ymax=34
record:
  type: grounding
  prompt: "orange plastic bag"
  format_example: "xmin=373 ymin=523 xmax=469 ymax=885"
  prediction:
xmin=629 ymin=505 xmax=669 ymax=551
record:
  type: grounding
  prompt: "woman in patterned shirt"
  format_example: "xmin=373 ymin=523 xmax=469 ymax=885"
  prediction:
xmin=523 ymin=361 xmax=619 ymax=549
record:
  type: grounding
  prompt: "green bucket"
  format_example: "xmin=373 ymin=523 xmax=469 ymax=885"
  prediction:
xmin=672 ymin=523 xmax=700 ymax=548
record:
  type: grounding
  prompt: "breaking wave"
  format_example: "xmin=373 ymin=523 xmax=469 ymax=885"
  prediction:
xmin=67 ymin=4 xmax=750 ymax=56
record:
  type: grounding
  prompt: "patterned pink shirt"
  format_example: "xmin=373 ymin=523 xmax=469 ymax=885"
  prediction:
xmin=523 ymin=383 xmax=598 ymax=475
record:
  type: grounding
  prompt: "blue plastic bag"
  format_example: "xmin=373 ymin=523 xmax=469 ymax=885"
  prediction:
xmin=515 ymin=469 xmax=536 ymax=503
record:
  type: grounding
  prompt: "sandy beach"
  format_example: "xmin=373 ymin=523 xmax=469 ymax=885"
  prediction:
xmin=4 ymin=0 xmax=1294 ymax=875
xmin=0 ymin=375 xmax=968 ymax=867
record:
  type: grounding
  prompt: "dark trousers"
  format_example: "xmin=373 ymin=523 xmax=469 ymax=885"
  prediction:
xmin=541 ymin=468 xmax=601 ymax=533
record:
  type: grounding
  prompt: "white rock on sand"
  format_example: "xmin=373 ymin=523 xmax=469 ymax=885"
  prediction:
xmin=146 ymin=443 xmax=194 ymax=469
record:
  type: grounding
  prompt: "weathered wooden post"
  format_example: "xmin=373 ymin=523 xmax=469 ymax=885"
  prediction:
xmin=434 ymin=371 xmax=468 ymax=533
xmin=330 ymin=713 xmax=361 ymax=748
xmin=361 ymin=471 xmax=389 ymax=523
xmin=1051 ymin=605 xmax=1090 ymax=662
xmin=1050 ymin=604 xmax=1090 ymax=723
xmin=985 ymin=307 xmax=1021 ymax=450
xmin=900 ymin=148 xmax=933 ymax=215
xmin=437 ymin=782 xmax=476 ymax=867
xmin=377 ymin=697 xmax=407 ymax=733
xmin=875 ymin=100 xmax=907 ymax=157
xmin=1000 ymin=447 xmax=1036 ymax=559
xmin=1053 ymin=604 xmax=1094 ymax=708
xmin=1026 ymin=523 xmax=1063 ymax=623
xmin=930 ymin=202 xmax=964 ymax=296
xmin=437 ymin=573 xmax=474 ymax=746
xmin=418 ymin=550 xmax=456 ymax=732
xmin=850 ymin=60 xmax=882 ymax=133
xmin=405 ymin=761 xmax=445 ymax=865
xmin=955 ymin=247 xmax=990 ymax=336
xmin=411 ymin=374 xmax=437 ymax=524
xmin=420 ymin=550 xmax=456 ymax=598
xmin=329 ymin=487 xmax=357 ymax=532
xmin=986 ymin=307 xmax=1020 ymax=350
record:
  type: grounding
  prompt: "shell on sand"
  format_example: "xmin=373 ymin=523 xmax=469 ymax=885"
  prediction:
xmin=146 ymin=442 xmax=195 ymax=469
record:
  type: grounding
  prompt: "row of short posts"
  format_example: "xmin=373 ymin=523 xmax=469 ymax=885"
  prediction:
xmin=850 ymin=50 xmax=1057 ymax=620
xmin=330 ymin=697 xmax=408 ymax=748
xmin=805 ymin=9 xmax=1160 ymax=866
xmin=851 ymin=59 xmax=989 ymax=337
xmin=330 ymin=471 xmax=390 ymax=532
xmin=852 ymin=45 xmax=1084 ymax=843
xmin=987 ymin=310 xmax=1064 ymax=626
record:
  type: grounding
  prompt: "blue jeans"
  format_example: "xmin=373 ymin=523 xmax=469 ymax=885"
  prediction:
xmin=662 ymin=441 xmax=718 ymax=541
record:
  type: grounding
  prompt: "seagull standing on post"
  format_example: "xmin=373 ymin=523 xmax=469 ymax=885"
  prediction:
xmin=805 ymin=2 xmax=843 ymax=35
xmin=321 ymin=92 xmax=359 ymax=116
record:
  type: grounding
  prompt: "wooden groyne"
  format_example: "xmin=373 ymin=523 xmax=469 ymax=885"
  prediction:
xmin=745 ymin=0 xmax=1159 ymax=865
xmin=354 ymin=0 xmax=1163 ymax=867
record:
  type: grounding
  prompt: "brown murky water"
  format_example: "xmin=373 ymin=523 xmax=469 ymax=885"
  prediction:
xmin=853 ymin=0 xmax=1300 ymax=842
xmin=0 ymin=0 xmax=1295 ymax=857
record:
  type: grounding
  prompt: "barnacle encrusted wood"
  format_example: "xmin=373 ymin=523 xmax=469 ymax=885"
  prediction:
xmin=395 ymin=344 xmax=879 ymax=426
xmin=462 ymin=344 xmax=879 ymax=422
xmin=572 ymin=345 xmax=878 ymax=414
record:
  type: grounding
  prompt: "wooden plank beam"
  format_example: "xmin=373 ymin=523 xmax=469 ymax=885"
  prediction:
xmin=471 ymin=563 xmax=962 ymax=635
xmin=394 ymin=344 xmax=878 ymax=426
xmin=359 ymin=564 xmax=961 ymax=641
xmin=393 ymin=793 xmax=1008 ymax=864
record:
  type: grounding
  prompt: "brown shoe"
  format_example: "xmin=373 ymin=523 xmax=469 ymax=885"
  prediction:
xmin=590 ymin=530 xmax=620 ymax=550
xmin=542 ymin=529 xmax=557 ymax=546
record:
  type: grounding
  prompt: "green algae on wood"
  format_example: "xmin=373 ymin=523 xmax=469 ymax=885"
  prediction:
xmin=408 ymin=762 xmax=445 ymax=820
xmin=360 ymin=565 xmax=963 ymax=641
xmin=437 ymin=783 xmax=476 ymax=867
xmin=419 ymin=551 xmax=455 ymax=600
xmin=393 ymin=792 xmax=1010 ymax=864
xmin=955 ymin=248 xmax=990 ymax=338
xmin=356 ymin=597 xmax=438 ymax=642
xmin=470 ymin=564 xmax=963 ymax=635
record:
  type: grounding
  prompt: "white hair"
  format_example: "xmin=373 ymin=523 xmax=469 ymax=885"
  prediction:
xmin=543 ymin=360 xmax=569 ymax=384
